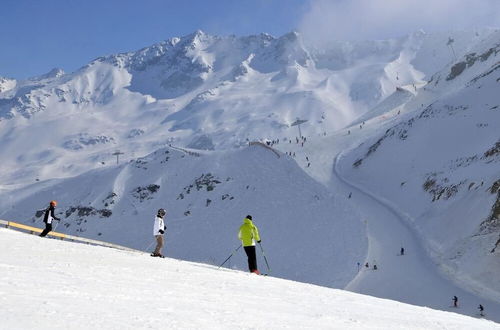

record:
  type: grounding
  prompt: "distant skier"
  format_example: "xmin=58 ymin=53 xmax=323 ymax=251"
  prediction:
xmin=400 ymin=247 xmax=405 ymax=255
xmin=452 ymin=296 xmax=458 ymax=308
xmin=151 ymin=208 xmax=166 ymax=258
xmin=39 ymin=200 xmax=61 ymax=237
xmin=348 ymin=192 xmax=352 ymax=199
xmin=238 ymin=215 xmax=261 ymax=274
xmin=365 ymin=262 xmax=369 ymax=268
xmin=478 ymin=304 xmax=484 ymax=316
xmin=373 ymin=264 xmax=378 ymax=270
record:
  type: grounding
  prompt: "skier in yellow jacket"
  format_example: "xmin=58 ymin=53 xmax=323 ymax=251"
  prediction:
xmin=238 ymin=215 xmax=261 ymax=274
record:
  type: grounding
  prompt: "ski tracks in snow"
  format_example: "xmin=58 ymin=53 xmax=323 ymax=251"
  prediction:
xmin=333 ymin=151 xmax=500 ymax=322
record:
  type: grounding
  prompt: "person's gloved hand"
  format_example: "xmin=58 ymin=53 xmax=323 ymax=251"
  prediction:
xmin=257 ymin=240 xmax=261 ymax=243
xmin=159 ymin=230 xmax=164 ymax=234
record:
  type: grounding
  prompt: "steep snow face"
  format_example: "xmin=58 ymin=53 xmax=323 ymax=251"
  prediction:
xmin=121 ymin=31 xmax=216 ymax=99
xmin=3 ymin=229 xmax=498 ymax=330
xmin=1 ymin=30 xmax=497 ymax=185
xmin=0 ymin=60 xmax=151 ymax=185
xmin=0 ymin=62 xmax=132 ymax=120
xmin=0 ymin=145 xmax=366 ymax=288
xmin=338 ymin=30 xmax=500 ymax=301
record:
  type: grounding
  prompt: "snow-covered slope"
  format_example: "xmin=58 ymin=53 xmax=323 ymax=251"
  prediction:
xmin=1 ymin=228 xmax=497 ymax=330
xmin=0 ymin=144 xmax=366 ymax=288
xmin=0 ymin=29 xmax=497 ymax=186
xmin=338 ymin=29 xmax=500 ymax=303
xmin=274 ymin=122 xmax=500 ymax=323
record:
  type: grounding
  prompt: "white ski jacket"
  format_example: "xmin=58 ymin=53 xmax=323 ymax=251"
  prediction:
xmin=153 ymin=216 xmax=165 ymax=236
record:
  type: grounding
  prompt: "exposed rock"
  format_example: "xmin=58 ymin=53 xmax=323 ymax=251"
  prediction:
xmin=132 ymin=184 xmax=160 ymax=201
xmin=63 ymin=133 xmax=115 ymax=150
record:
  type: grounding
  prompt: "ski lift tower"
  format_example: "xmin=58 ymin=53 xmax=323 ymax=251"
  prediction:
xmin=291 ymin=118 xmax=308 ymax=139
xmin=112 ymin=150 xmax=124 ymax=164
xmin=447 ymin=37 xmax=457 ymax=61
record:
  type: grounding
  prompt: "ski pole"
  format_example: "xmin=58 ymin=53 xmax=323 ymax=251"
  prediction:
xmin=219 ymin=244 xmax=242 ymax=268
xmin=258 ymin=242 xmax=271 ymax=273
xmin=144 ymin=240 xmax=156 ymax=252
xmin=53 ymin=220 xmax=61 ymax=232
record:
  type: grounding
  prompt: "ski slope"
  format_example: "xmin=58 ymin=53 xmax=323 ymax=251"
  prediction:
xmin=276 ymin=117 xmax=500 ymax=322
xmin=335 ymin=151 xmax=500 ymax=320
xmin=0 ymin=228 xmax=497 ymax=330
xmin=0 ymin=145 xmax=367 ymax=289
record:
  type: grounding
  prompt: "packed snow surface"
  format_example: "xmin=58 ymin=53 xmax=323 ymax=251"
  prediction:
xmin=0 ymin=228 xmax=497 ymax=330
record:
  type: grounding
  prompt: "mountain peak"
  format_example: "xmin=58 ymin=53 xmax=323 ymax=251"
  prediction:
xmin=280 ymin=30 xmax=301 ymax=43
xmin=193 ymin=29 xmax=206 ymax=37
xmin=186 ymin=29 xmax=210 ymax=42
xmin=32 ymin=67 xmax=65 ymax=80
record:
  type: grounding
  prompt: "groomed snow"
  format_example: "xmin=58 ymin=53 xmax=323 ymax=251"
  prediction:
xmin=0 ymin=228 xmax=497 ymax=330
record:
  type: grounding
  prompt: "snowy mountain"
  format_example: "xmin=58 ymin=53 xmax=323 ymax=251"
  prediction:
xmin=2 ymin=228 xmax=498 ymax=330
xmin=1 ymin=29 xmax=499 ymax=323
xmin=338 ymin=29 xmax=500 ymax=302
xmin=0 ymin=29 xmax=495 ymax=185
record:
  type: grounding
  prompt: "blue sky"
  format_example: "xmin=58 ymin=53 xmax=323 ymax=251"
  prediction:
xmin=2 ymin=0 xmax=499 ymax=79
xmin=0 ymin=0 xmax=306 ymax=79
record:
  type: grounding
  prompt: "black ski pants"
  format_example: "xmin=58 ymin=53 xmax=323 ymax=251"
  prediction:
xmin=244 ymin=246 xmax=258 ymax=272
xmin=40 ymin=223 xmax=52 ymax=237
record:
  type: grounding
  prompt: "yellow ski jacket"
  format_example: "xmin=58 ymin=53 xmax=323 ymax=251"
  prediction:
xmin=238 ymin=217 xmax=261 ymax=247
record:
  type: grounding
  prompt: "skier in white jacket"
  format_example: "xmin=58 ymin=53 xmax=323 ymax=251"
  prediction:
xmin=152 ymin=208 xmax=166 ymax=257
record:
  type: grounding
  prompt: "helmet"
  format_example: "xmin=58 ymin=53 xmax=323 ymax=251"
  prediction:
xmin=246 ymin=215 xmax=252 ymax=220
xmin=50 ymin=200 xmax=57 ymax=207
xmin=157 ymin=208 xmax=166 ymax=217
